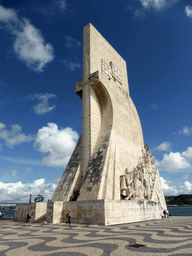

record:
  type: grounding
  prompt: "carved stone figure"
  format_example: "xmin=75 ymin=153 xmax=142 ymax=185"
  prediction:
xmin=120 ymin=168 xmax=135 ymax=200
xmin=133 ymin=171 xmax=145 ymax=200
xmin=143 ymin=170 xmax=150 ymax=200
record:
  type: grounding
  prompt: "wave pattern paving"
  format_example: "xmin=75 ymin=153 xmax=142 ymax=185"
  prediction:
xmin=0 ymin=217 xmax=192 ymax=255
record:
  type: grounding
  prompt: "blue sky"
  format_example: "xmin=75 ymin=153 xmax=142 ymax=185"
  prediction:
xmin=1 ymin=0 xmax=192 ymax=203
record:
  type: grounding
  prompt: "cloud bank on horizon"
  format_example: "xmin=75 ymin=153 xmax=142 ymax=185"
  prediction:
xmin=0 ymin=179 xmax=57 ymax=203
xmin=1 ymin=176 xmax=192 ymax=204
xmin=160 ymin=177 xmax=192 ymax=196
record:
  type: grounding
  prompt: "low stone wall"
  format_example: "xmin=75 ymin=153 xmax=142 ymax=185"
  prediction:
xmin=0 ymin=216 xmax=14 ymax=220
xmin=104 ymin=200 xmax=161 ymax=225
xmin=15 ymin=202 xmax=47 ymax=222
xmin=64 ymin=200 xmax=105 ymax=225
xmin=15 ymin=203 xmax=36 ymax=222
xmin=46 ymin=200 xmax=105 ymax=224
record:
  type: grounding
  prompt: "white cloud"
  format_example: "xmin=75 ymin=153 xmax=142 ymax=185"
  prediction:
xmin=184 ymin=181 xmax=192 ymax=192
xmin=0 ymin=179 xmax=57 ymax=203
xmin=160 ymin=177 xmax=192 ymax=196
xmin=179 ymin=126 xmax=192 ymax=135
xmin=34 ymin=123 xmax=79 ymax=168
xmin=182 ymin=174 xmax=190 ymax=180
xmin=0 ymin=122 xmax=34 ymax=147
xmin=13 ymin=19 xmax=54 ymax=72
xmin=0 ymin=123 xmax=6 ymax=129
xmin=139 ymin=0 xmax=179 ymax=11
xmin=185 ymin=6 xmax=192 ymax=18
xmin=36 ymin=0 xmax=67 ymax=16
xmin=0 ymin=5 xmax=18 ymax=22
xmin=140 ymin=0 xmax=166 ymax=10
xmin=55 ymin=0 xmax=67 ymax=10
xmin=156 ymin=152 xmax=191 ymax=171
xmin=65 ymin=36 xmax=81 ymax=48
xmin=133 ymin=9 xmax=146 ymax=18
xmin=30 ymin=93 xmax=56 ymax=115
xmin=62 ymin=59 xmax=81 ymax=71
xmin=160 ymin=177 xmax=178 ymax=196
xmin=182 ymin=147 xmax=192 ymax=162
xmin=156 ymin=141 xmax=171 ymax=152
xmin=11 ymin=170 xmax=18 ymax=178
xmin=54 ymin=177 xmax=61 ymax=183
xmin=25 ymin=167 xmax=32 ymax=173
xmin=0 ymin=5 xmax=54 ymax=72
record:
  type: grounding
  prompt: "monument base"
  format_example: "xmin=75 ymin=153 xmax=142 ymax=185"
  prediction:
xmin=15 ymin=200 xmax=162 ymax=225
xmin=45 ymin=200 xmax=162 ymax=225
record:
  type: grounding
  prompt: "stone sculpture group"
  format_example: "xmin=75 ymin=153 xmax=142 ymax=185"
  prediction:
xmin=121 ymin=144 xmax=157 ymax=201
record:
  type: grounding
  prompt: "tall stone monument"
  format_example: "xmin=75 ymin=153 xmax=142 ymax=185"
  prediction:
xmin=15 ymin=23 xmax=167 ymax=225
xmin=50 ymin=23 xmax=166 ymax=225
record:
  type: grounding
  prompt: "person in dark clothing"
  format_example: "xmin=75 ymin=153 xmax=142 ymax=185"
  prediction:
xmin=66 ymin=210 xmax=71 ymax=225
xmin=26 ymin=212 xmax=31 ymax=225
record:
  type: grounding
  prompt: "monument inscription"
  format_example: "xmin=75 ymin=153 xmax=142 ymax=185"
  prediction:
xmin=101 ymin=59 xmax=123 ymax=84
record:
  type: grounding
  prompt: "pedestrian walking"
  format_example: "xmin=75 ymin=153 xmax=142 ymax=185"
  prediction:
xmin=66 ymin=210 xmax=71 ymax=225
xmin=167 ymin=209 xmax=169 ymax=218
xmin=26 ymin=212 xmax=31 ymax=225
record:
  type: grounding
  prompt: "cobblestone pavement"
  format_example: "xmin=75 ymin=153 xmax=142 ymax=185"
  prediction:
xmin=0 ymin=217 xmax=192 ymax=256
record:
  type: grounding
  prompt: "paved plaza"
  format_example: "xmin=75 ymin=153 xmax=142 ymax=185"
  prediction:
xmin=0 ymin=217 xmax=192 ymax=256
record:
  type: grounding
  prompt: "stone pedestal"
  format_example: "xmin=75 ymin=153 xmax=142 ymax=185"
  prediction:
xmin=46 ymin=200 xmax=162 ymax=225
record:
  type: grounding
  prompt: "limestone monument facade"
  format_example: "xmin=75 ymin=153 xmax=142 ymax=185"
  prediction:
xmin=15 ymin=23 xmax=166 ymax=225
